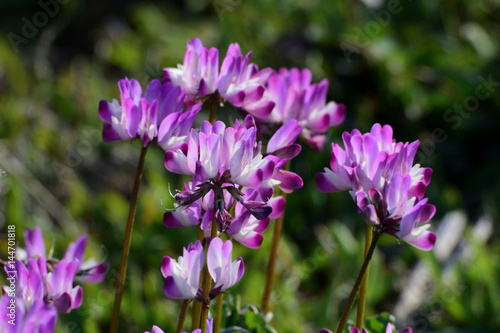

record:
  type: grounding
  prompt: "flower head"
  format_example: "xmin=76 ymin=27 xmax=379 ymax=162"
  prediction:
xmin=316 ymin=124 xmax=436 ymax=250
xmin=163 ymin=38 xmax=273 ymax=117
xmin=161 ymin=241 xmax=204 ymax=299
xmin=99 ymin=78 xmax=201 ymax=149
xmin=165 ymin=120 xmax=275 ymax=229
xmin=245 ymin=68 xmax=346 ymax=151
xmin=207 ymin=237 xmax=244 ymax=297
xmin=17 ymin=227 xmax=107 ymax=285
xmin=160 ymin=238 xmax=243 ymax=301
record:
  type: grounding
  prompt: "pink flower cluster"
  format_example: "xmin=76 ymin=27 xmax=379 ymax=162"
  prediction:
xmin=162 ymin=38 xmax=346 ymax=151
xmin=99 ymin=78 xmax=201 ymax=149
xmin=92 ymin=37 xmax=435 ymax=333
xmin=316 ymin=124 xmax=436 ymax=250
xmin=164 ymin=117 xmax=301 ymax=246
xmin=0 ymin=228 xmax=106 ymax=332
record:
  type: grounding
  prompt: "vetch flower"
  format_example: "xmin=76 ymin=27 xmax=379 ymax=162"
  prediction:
xmin=245 ymin=68 xmax=346 ymax=151
xmin=207 ymin=237 xmax=244 ymax=298
xmin=226 ymin=190 xmax=285 ymax=249
xmin=0 ymin=296 xmax=57 ymax=333
xmin=316 ymin=124 xmax=436 ymax=250
xmin=165 ymin=120 xmax=275 ymax=229
xmin=99 ymin=78 xmax=201 ymax=149
xmin=24 ymin=257 xmax=83 ymax=313
xmin=63 ymin=235 xmax=107 ymax=284
xmin=163 ymin=38 xmax=273 ymax=117
xmin=161 ymin=241 xmax=204 ymax=299
xmin=164 ymin=182 xmax=283 ymax=249
xmin=17 ymin=227 xmax=107 ymax=285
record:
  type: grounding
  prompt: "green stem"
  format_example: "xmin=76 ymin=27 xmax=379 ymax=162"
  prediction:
xmin=208 ymin=96 xmax=218 ymax=124
xmin=336 ymin=232 xmax=381 ymax=333
xmin=214 ymin=293 xmax=223 ymax=333
xmin=109 ymin=145 xmax=148 ymax=333
xmin=176 ymin=300 xmax=191 ymax=333
xmin=200 ymin=217 xmax=218 ymax=333
xmin=355 ymin=225 xmax=373 ymax=330
xmin=261 ymin=161 xmax=290 ymax=314
xmin=192 ymin=227 xmax=205 ymax=330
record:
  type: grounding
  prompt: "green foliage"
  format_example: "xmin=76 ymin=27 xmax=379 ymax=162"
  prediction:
xmin=221 ymin=295 xmax=277 ymax=333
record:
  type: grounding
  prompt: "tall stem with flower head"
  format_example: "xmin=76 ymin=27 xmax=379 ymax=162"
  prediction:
xmin=336 ymin=232 xmax=381 ymax=333
xmin=109 ymin=144 xmax=148 ymax=333
xmin=191 ymin=94 xmax=219 ymax=331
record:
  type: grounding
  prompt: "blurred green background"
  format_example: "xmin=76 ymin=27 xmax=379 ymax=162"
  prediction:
xmin=1 ymin=0 xmax=499 ymax=332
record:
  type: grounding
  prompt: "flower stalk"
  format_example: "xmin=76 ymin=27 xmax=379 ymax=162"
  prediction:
xmin=109 ymin=144 xmax=148 ymax=333
xmin=336 ymin=232 xmax=381 ymax=333
xmin=200 ymin=216 xmax=218 ymax=333
xmin=261 ymin=162 xmax=290 ymax=314
xmin=176 ymin=300 xmax=191 ymax=333
xmin=355 ymin=225 xmax=373 ymax=330
xmin=214 ymin=293 xmax=223 ymax=333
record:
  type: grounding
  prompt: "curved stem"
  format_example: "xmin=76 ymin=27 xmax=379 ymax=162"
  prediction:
xmin=261 ymin=162 xmax=290 ymax=314
xmin=176 ymin=300 xmax=191 ymax=333
xmin=109 ymin=145 xmax=148 ymax=333
xmin=355 ymin=225 xmax=373 ymax=329
xmin=336 ymin=232 xmax=381 ymax=333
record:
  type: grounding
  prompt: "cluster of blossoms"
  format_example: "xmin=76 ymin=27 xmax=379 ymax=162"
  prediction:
xmin=0 ymin=228 xmax=106 ymax=332
xmin=99 ymin=78 xmax=201 ymax=150
xmin=316 ymin=124 xmax=436 ymax=250
xmin=91 ymin=37 xmax=433 ymax=333
xmin=164 ymin=117 xmax=300 ymax=247
xmin=162 ymin=38 xmax=346 ymax=152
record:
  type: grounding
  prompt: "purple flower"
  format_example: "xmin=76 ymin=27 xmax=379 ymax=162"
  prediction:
xmin=316 ymin=124 xmax=436 ymax=251
xmin=160 ymin=239 xmax=244 ymax=301
xmin=207 ymin=238 xmax=244 ymax=297
xmin=165 ymin=120 xmax=275 ymax=229
xmin=164 ymin=184 xmax=283 ymax=249
xmin=163 ymin=38 xmax=273 ymax=117
xmin=144 ymin=319 xmax=213 ymax=333
xmin=1 ymin=260 xmax=57 ymax=333
xmin=18 ymin=227 xmax=107 ymax=285
xmin=165 ymin=120 xmax=274 ymax=187
xmin=63 ymin=235 xmax=107 ymax=284
xmin=226 ymin=190 xmax=285 ymax=249
xmin=99 ymin=78 xmax=201 ymax=149
xmin=245 ymin=68 xmax=346 ymax=151
xmin=22 ymin=227 xmax=46 ymax=259
xmin=23 ymin=258 xmax=83 ymax=313
xmin=161 ymin=241 xmax=204 ymax=299
xmin=0 ymin=296 xmax=57 ymax=333
xmin=162 ymin=38 xmax=219 ymax=102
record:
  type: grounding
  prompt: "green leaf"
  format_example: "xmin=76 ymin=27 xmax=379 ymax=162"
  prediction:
xmin=364 ymin=312 xmax=395 ymax=333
